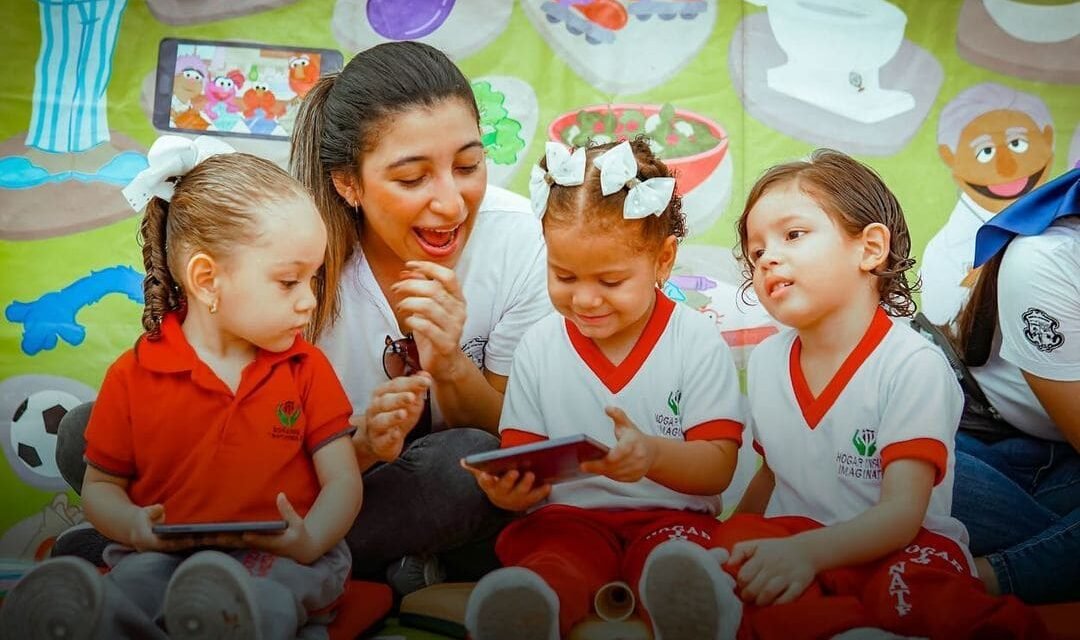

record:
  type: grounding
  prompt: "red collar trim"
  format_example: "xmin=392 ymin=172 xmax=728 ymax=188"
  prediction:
xmin=789 ymin=307 xmax=893 ymax=429
xmin=136 ymin=313 xmax=312 ymax=374
xmin=566 ymin=290 xmax=675 ymax=394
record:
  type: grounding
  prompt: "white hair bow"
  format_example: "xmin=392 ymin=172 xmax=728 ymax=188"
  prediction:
xmin=593 ymin=141 xmax=676 ymax=219
xmin=122 ymin=135 xmax=237 ymax=211
xmin=528 ymin=142 xmax=587 ymax=218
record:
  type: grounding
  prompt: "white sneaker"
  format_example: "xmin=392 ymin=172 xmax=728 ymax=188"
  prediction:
xmin=639 ymin=540 xmax=742 ymax=640
xmin=0 ymin=556 xmax=104 ymax=640
xmin=164 ymin=550 xmax=260 ymax=640
xmin=465 ymin=566 xmax=560 ymax=640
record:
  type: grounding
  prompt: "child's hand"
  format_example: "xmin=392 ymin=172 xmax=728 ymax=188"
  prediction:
xmin=128 ymin=504 xmax=213 ymax=553
xmin=579 ymin=407 xmax=658 ymax=483
xmin=726 ymin=537 xmax=816 ymax=606
xmin=460 ymin=461 xmax=551 ymax=512
xmin=359 ymin=373 xmax=432 ymax=462
xmin=243 ymin=493 xmax=318 ymax=564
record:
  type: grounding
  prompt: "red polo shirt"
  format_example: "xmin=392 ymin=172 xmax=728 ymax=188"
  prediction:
xmin=85 ymin=313 xmax=354 ymax=523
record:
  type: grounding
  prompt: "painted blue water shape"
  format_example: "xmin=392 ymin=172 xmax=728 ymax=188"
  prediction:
xmin=6 ymin=266 xmax=144 ymax=355
xmin=0 ymin=151 xmax=146 ymax=189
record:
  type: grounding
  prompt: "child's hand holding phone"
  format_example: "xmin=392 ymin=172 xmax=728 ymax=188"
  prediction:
xmin=579 ymin=407 xmax=659 ymax=483
xmin=461 ymin=462 xmax=551 ymax=512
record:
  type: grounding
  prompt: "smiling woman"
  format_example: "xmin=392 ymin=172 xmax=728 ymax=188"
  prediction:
xmin=289 ymin=41 xmax=551 ymax=594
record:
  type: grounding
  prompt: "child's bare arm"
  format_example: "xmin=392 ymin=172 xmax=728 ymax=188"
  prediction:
xmin=792 ymin=458 xmax=934 ymax=569
xmin=245 ymin=436 xmax=362 ymax=564
xmin=645 ymin=438 xmax=738 ymax=496
xmin=735 ymin=462 xmax=775 ymax=514
xmin=82 ymin=467 xmax=201 ymax=552
xmin=580 ymin=407 xmax=738 ymax=495
xmin=729 ymin=459 xmax=934 ymax=605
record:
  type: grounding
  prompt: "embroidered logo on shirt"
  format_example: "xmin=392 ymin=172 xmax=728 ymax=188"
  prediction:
xmin=654 ymin=389 xmax=683 ymax=438
xmin=277 ymin=401 xmax=301 ymax=428
xmin=667 ymin=389 xmax=681 ymax=416
xmin=1021 ymin=308 xmax=1064 ymax=353
xmin=272 ymin=400 xmax=302 ymax=441
xmin=836 ymin=427 xmax=881 ymax=481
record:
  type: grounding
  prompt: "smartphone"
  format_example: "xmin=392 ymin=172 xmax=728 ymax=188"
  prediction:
xmin=153 ymin=37 xmax=344 ymax=141
xmin=463 ymin=434 xmax=610 ymax=485
xmin=152 ymin=520 xmax=287 ymax=537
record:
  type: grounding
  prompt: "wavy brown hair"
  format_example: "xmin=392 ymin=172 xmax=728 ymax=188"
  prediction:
xmin=735 ymin=148 xmax=918 ymax=317
xmin=540 ymin=137 xmax=687 ymax=251
xmin=139 ymin=153 xmax=309 ymax=339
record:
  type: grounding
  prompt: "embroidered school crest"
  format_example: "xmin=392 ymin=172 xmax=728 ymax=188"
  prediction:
xmin=836 ymin=427 xmax=882 ymax=481
xmin=852 ymin=428 xmax=877 ymax=457
xmin=1022 ymin=308 xmax=1064 ymax=353
xmin=276 ymin=400 xmax=301 ymax=428
xmin=667 ymin=389 xmax=681 ymax=417
xmin=460 ymin=336 xmax=488 ymax=369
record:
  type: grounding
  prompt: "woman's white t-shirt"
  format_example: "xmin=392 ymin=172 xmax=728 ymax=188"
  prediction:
xmin=971 ymin=216 xmax=1080 ymax=441
xmin=318 ymin=186 xmax=551 ymax=427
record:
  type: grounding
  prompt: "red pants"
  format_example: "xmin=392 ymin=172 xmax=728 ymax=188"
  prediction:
xmin=495 ymin=505 xmax=728 ymax=636
xmin=712 ymin=514 xmax=1047 ymax=640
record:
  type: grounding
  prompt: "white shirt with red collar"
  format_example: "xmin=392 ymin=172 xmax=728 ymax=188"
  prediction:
xmin=747 ymin=308 xmax=969 ymax=546
xmin=499 ymin=291 xmax=745 ymax=515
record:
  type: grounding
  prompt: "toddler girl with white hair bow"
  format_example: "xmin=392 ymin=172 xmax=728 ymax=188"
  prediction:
xmin=0 ymin=136 xmax=362 ymax=640
xmin=463 ymin=138 xmax=745 ymax=640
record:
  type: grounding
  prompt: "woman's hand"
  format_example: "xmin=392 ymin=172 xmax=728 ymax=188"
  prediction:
xmin=391 ymin=261 xmax=470 ymax=383
xmin=243 ymin=493 xmax=318 ymax=564
xmin=461 ymin=462 xmax=551 ymax=512
xmin=579 ymin=407 xmax=658 ymax=483
xmin=727 ymin=536 xmax=817 ymax=606
xmin=355 ymin=373 xmax=432 ymax=462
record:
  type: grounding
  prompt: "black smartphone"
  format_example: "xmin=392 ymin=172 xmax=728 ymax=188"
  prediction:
xmin=153 ymin=37 xmax=344 ymax=141
xmin=463 ymin=434 xmax=610 ymax=485
xmin=152 ymin=520 xmax=288 ymax=537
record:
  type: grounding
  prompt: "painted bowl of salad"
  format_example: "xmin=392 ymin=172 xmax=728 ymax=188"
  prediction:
xmin=548 ymin=103 xmax=729 ymax=195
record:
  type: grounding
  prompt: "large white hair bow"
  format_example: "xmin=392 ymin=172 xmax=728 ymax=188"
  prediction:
xmin=593 ymin=140 xmax=676 ymax=219
xmin=122 ymin=135 xmax=237 ymax=211
xmin=528 ymin=141 xmax=587 ymax=218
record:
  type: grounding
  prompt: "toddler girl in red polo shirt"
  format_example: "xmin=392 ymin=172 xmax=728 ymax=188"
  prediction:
xmin=1 ymin=136 xmax=362 ymax=640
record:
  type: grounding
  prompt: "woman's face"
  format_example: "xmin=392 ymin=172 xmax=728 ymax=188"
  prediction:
xmin=349 ymin=99 xmax=487 ymax=268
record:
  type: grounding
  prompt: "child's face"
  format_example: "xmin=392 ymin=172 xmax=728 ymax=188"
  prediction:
xmin=545 ymin=223 xmax=675 ymax=351
xmin=215 ymin=195 xmax=327 ymax=352
xmin=744 ymin=183 xmax=867 ymax=330
xmin=349 ymin=99 xmax=487 ymax=268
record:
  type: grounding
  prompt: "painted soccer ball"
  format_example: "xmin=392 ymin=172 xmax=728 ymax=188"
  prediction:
xmin=9 ymin=390 xmax=79 ymax=480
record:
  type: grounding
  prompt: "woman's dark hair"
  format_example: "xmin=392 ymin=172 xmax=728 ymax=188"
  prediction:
xmin=947 ymin=253 xmax=1003 ymax=366
xmin=735 ymin=148 xmax=918 ymax=317
xmin=291 ymin=41 xmax=479 ymax=340
xmin=539 ymin=137 xmax=687 ymax=251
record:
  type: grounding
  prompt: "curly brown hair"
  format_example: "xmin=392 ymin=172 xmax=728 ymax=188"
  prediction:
xmin=735 ymin=148 xmax=918 ymax=317
xmin=539 ymin=137 xmax=686 ymax=251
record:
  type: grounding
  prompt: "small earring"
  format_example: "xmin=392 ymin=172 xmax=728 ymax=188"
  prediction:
xmin=209 ymin=298 xmax=218 ymax=314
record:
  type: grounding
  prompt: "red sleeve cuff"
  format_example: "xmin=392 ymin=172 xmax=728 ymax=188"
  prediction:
xmin=881 ymin=438 xmax=948 ymax=486
xmin=685 ymin=419 xmax=743 ymax=446
xmin=84 ymin=448 xmax=133 ymax=478
xmin=752 ymin=440 xmax=766 ymax=459
xmin=500 ymin=429 xmax=548 ymax=449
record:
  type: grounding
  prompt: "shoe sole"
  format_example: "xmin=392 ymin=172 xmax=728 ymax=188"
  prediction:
xmin=468 ymin=568 xmax=558 ymax=640
xmin=0 ymin=556 xmax=103 ymax=640
xmin=641 ymin=541 xmax=740 ymax=640
xmin=164 ymin=551 xmax=260 ymax=640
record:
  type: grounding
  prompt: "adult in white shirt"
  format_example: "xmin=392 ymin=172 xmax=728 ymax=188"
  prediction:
xmin=948 ymin=169 xmax=1080 ymax=604
xmin=921 ymin=83 xmax=1055 ymax=325
xmin=291 ymin=42 xmax=550 ymax=593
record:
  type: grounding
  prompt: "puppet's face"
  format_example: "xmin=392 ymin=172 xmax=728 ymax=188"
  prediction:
xmin=173 ymin=68 xmax=205 ymax=103
xmin=940 ymin=109 xmax=1054 ymax=214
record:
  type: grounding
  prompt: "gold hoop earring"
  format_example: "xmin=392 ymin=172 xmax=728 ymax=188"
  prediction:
xmin=209 ymin=298 xmax=218 ymax=314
